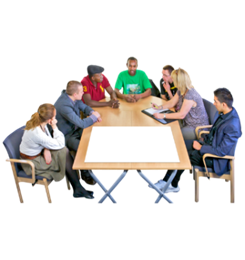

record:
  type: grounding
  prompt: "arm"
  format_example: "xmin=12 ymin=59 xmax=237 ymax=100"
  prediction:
xmin=115 ymin=88 xmax=136 ymax=103
xmin=133 ymin=74 xmax=152 ymax=101
xmin=152 ymin=91 xmax=180 ymax=112
xmin=161 ymin=94 xmax=168 ymax=101
xmin=106 ymin=86 xmax=117 ymax=100
xmin=134 ymin=88 xmax=151 ymax=101
xmin=83 ymin=93 xmax=116 ymax=108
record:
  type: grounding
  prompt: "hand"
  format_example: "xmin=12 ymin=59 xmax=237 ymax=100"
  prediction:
xmin=193 ymin=141 xmax=202 ymax=150
xmin=151 ymin=103 xmax=163 ymax=110
xmin=92 ymin=111 xmax=101 ymax=118
xmin=108 ymin=99 xmax=120 ymax=108
xmin=43 ymin=148 xmax=52 ymax=165
xmin=153 ymin=113 xmax=164 ymax=119
xmin=124 ymin=95 xmax=136 ymax=103
xmin=134 ymin=94 xmax=142 ymax=102
xmin=49 ymin=117 xmax=57 ymax=129
xmin=163 ymin=81 xmax=170 ymax=92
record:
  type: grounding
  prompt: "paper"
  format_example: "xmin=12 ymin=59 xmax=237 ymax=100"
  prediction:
xmin=144 ymin=107 xmax=168 ymax=115
xmin=85 ymin=126 xmax=180 ymax=163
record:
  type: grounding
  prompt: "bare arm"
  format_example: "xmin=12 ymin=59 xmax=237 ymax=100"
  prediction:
xmin=83 ymin=93 xmax=116 ymax=108
xmin=106 ymin=86 xmax=117 ymax=100
xmin=134 ymin=88 xmax=151 ymax=101
xmin=115 ymin=88 xmax=136 ymax=103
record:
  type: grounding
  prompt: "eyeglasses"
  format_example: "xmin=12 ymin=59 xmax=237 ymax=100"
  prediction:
xmin=162 ymin=73 xmax=170 ymax=77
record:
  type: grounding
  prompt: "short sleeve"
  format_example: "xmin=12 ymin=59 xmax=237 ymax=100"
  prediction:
xmin=142 ymin=72 xmax=152 ymax=90
xmin=115 ymin=73 xmax=123 ymax=90
xmin=184 ymin=89 xmax=195 ymax=101
xmin=81 ymin=78 xmax=90 ymax=94
xmin=102 ymin=75 xmax=110 ymax=88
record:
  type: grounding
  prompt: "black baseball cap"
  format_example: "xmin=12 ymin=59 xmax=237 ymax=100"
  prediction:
xmin=86 ymin=64 xmax=105 ymax=76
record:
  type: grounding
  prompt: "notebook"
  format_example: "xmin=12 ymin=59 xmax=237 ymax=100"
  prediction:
xmin=142 ymin=107 xmax=177 ymax=124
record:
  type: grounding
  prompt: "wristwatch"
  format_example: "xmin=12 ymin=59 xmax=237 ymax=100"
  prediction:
xmin=163 ymin=113 xmax=166 ymax=119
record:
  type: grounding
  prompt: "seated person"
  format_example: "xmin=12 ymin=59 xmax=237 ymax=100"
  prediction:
xmin=160 ymin=65 xmax=178 ymax=101
xmin=20 ymin=104 xmax=93 ymax=199
xmin=152 ymin=68 xmax=209 ymax=140
xmin=54 ymin=81 xmax=102 ymax=185
xmin=81 ymin=65 xmax=119 ymax=108
xmin=115 ymin=57 xmax=152 ymax=102
xmin=151 ymin=88 xmax=242 ymax=193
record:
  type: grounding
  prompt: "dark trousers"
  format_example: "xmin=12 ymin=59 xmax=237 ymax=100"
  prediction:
xmin=163 ymin=140 xmax=213 ymax=187
xmin=65 ymin=128 xmax=91 ymax=177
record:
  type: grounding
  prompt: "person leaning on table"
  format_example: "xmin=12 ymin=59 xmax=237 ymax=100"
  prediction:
xmin=114 ymin=57 xmax=152 ymax=102
xmin=19 ymin=103 xmax=94 ymax=199
xmin=152 ymin=68 xmax=209 ymax=140
xmin=81 ymin=65 xmax=120 ymax=108
xmin=151 ymin=88 xmax=242 ymax=193
xmin=54 ymin=80 xmax=102 ymax=185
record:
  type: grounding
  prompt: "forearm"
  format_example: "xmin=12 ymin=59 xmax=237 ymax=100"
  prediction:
xmin=140 ymin=89 xmax=151 ymax=99
xmin=115 ymin=89 xmax=125 ymax=99
xmin=85 ymin=99 xmax=110 ymax=107
xmin=110 ymin=91 xmax=117 ymax=100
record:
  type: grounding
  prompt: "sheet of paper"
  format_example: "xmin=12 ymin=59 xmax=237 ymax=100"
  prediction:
xmin=85 ymin=126 xmax=180 ymax=163
xmin=144 ymin=107 xmax=168 ymax=115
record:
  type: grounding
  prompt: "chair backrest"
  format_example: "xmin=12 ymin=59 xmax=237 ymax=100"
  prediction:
xmin=149 ymin=79 xmax=161 ymax=98
xmin=3 ymin=126 xmax=25 ymax=174
xmin=202 ymin=98 xmax=217 ymax=125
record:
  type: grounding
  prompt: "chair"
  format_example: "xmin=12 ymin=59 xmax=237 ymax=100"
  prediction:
xmin=149 ymin=79 xmax=161 ymax=98
xmin=195 ymin=98 xmax=217 ymax=139
xmin=3 ymin=126 xmax=53 ymax=203
xmin=194 ymin=142 xmax=237 ymax=203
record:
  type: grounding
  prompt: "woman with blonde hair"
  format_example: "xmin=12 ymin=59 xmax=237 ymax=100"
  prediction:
xmin=152 ymin=68 xmax=209 ymax=140
xmin=150 ymin=68 xmax=209 ymax=193
xmin=19 ymin=103 xmax=93 ymax=199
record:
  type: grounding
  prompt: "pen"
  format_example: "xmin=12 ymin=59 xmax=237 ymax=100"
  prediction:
xmin=151 ymin=102 xmax=159 ymax=109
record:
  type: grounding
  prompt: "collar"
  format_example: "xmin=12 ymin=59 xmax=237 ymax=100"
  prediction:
xmin=66 ymin=93 xmax=76 ymax=106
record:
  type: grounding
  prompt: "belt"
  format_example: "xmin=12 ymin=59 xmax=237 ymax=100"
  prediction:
xmin=20 ymin=151 xmax=42 ymax=160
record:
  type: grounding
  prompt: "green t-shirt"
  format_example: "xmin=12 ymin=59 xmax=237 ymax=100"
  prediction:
xmin=115 ymin=70 xmax=152 ymax=94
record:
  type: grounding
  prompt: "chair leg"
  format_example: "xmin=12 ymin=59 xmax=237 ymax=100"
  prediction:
xmin=66 ymin=176 xmax=71 ymax=190
xmin=190 ymin=169 xmax=192 ymax=174
xmin=76 ymin=170 xmax=80 ymax=180
xmin=229 ymin=160 xmax=235 ymax=203
xmin=11 ymin=163 xmax=23 ymax=203
xmin=195 ymin=169 xmax=199 ymax=202
xmin=43 ymin=178 xmax=52 ymax=203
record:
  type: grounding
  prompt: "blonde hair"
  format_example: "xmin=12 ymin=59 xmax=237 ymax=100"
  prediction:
xmin=171 ymin=68 xmax=194 ymax=95
xmin=66 ymin=81 xmax=82 ymax=96
xmin=25 ymin=104 xmax=55 ymax=130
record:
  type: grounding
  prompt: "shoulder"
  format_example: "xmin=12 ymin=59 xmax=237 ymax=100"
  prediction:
xmin=117 ymin=70 xmax=128 ymax=77
xmin=137 ymin=70 xmax=147 ymax=77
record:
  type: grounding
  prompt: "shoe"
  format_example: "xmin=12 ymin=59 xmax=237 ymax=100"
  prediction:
xmin=73 ymin=192 xmax=94 ymax=199
xmin=163 ymin=184 xmax=180 ymax=193
xmin=81 ymin=174 xmax=96 ymax=186
xmin=148 ymin=180 xmax=167 ymax=190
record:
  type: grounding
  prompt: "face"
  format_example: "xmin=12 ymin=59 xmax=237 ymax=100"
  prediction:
xmin=127 ymin=60 xmax=138 ymax=76
xmin=92 ymin=73 xmax=103 ymax=83
xmin=74 ymin=85 xmax=84 ymax=100
xmin=213 ymin=96 xmax=224 ymax=112
xmin=162 ymin=69 xmax=172 ymax=83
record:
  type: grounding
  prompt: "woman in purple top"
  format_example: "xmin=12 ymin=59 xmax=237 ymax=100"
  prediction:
xmin=152 ymin=68 xmax=209 ymax=140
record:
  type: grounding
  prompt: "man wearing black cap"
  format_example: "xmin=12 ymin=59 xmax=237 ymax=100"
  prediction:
xmin=81 ymin=65 xmax=119 ymax=108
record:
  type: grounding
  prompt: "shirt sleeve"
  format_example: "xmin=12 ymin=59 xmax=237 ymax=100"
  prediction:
xmin=115 ymin=73 xmax=123 ymax=90
xmin=102 ymin=75 xmax=110 ymax=88
xmin=38 ymin=128 xmax=65 ymax=150
xmin=142 ymin=72 xmax=152 ymax=90
xmin=81 ymin=78 xmax=90 ymax=95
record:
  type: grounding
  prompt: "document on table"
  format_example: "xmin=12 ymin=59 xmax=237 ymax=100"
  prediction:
xmin=85 ymin=126 xmax=180 ymax=163
xmin=143 ymin=107 xmax=168 ymax=115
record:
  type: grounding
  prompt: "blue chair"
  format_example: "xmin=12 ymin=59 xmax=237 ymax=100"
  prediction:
xmin=195 ymin=98 xmax=217 ymax=138
xmin=3 ymin=126 xmax=53 ymax=203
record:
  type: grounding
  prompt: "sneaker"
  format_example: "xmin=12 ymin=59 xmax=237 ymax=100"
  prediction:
xmin=163 ymin=184 xmax=180 ymax=193
xmin=148 ymin=180 xmax=167 ymax=190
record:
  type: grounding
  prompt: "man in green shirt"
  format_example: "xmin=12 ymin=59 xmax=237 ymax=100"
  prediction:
xmin=115 ymin=57 xmax=152 ymax=102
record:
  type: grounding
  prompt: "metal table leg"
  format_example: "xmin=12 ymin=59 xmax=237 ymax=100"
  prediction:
xmin=89 ymin=170 xmax=128 ymax=204
xmin=137 ymin=170 xmax=177 ymax=203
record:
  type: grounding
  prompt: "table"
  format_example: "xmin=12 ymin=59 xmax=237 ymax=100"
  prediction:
xmin=73 ymin=96 xmax=191 ymax=203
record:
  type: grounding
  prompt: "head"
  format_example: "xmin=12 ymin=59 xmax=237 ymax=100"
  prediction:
xmin=25 ymin=104 xmax=56 ymax=130
xmin=66 ymin=80 xmax=84 ymax=100
xmin=90 ymin=73 xmax=103 ymax=83
xmin=126 ymin=57 xmax=138 ymax=76
xmin=162 ymin=65 xmax=174 ymax=83
xmin=214 ymin=88 xmax=233 ymax=112
xmin=171 ymin=68 xmax=193 ymax=95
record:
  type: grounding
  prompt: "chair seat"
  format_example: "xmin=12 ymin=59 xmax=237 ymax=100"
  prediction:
xmin=17 ymin=170 xmax=52 ymax=182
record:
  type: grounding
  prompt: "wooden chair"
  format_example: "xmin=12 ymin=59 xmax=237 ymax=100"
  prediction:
xmin=189 ymin=98 xmax=238 ymax=204
xmin=4 ymin=126 xmax=58 ymax=203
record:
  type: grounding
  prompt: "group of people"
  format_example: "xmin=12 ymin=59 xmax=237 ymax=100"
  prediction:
xmin=19 ymin=57 xmax=242 ymax=199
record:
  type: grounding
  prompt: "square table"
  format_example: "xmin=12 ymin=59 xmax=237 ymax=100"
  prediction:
xmin=73 ymin=96 xmax=191 ymax=203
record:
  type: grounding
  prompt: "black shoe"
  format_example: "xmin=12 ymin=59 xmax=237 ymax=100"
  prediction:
xmin=73 ymin=190 xmax=94 ymax=199
xmin=80 ymin=170 xmax=96 ymax=185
